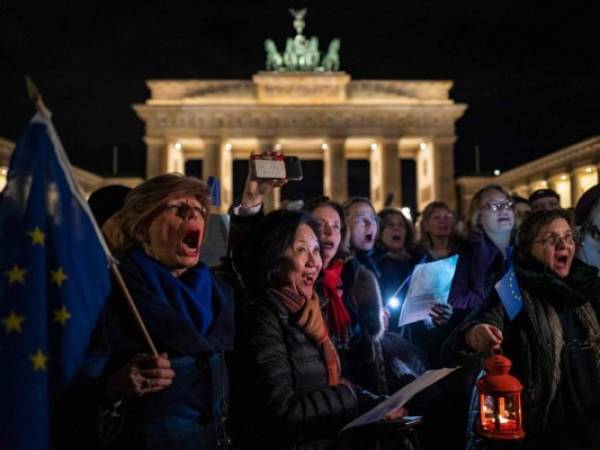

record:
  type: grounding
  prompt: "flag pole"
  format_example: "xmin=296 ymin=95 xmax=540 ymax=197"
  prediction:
xmin=25 ymin=77 xmax=158 ymax=356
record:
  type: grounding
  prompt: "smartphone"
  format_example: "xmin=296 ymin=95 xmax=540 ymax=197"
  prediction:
xmin=284 ymin=156 xmax=303 ymax=181
xmin=250 ymin=154 xmax=286 ymax=180
xmin=250 ymin=154 xmax=303 ymax=181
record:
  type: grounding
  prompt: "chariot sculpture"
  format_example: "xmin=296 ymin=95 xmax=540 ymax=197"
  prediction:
xmin=264 ymin=9 xmax=341 ymax=72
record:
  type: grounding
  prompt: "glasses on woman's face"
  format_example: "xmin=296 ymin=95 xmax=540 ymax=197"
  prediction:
xmin=352 ymin=214 xmax=378 ymax=227
xmin=533 ymin=231 xmax=577 ymax=247
xmin=481 ymin=201 xmax=513 ymax=212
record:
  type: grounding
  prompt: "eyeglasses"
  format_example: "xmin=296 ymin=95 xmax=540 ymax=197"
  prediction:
xmin=533 ymin=232 xmax=577 ymax=247
xmin=352 ymin=214 xmax=378 ymax=227
xmin=481 ymin=201 xmax=513 ymax=212
xmin=162 ymin=202 xmax=206 ymax=218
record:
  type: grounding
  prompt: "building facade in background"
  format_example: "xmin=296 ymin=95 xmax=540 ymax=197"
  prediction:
xmin=457 ymin=137 xmax=600 ymax=213
xmin=134 ymin=73 xmax=466 ymax=213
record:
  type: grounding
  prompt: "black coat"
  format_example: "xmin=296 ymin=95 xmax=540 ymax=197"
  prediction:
xmin=53 ymin=252 xmax=235 ymax=450
xmin=442 ymin=256 xmax=600 ymax=450
xmin=229 ymin=291 xmax=358 ymax=450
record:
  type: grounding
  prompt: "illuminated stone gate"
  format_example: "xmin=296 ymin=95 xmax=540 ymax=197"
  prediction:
xmin=133 ymin=12 xmax=466 ymax=213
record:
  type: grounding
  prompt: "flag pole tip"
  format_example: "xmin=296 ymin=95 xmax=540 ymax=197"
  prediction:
xmin=25 ymin=76 xmax=41 ymax=102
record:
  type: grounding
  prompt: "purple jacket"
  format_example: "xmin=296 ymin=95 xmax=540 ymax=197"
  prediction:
xmin=448 ymin=230 xmax=510 ymax=311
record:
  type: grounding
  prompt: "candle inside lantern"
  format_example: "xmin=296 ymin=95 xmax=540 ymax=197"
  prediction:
xmin=477 ymin=355 xmax=525 ymax=440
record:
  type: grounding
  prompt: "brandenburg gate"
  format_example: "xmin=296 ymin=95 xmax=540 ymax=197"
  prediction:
xmin=134 ymin=11 xmax=466 ymax=213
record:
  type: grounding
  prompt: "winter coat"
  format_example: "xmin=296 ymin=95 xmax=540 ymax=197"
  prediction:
xmin=53 ymin=252 xmax=235 ymax=450
xmin=448 ymin=230 xmax=510 ymax=320
xmin=442 ymin=256 xmax=600 ymax=450
xmin=321 ymin=257 xmax=388 ymax=395
xmin=229 ymin=290 xmax=360 ymax=450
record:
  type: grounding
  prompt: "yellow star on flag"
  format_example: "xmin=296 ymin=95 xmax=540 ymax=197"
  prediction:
xmin=53 ymin=305 xmax=72 ymax=326
xmin=1 ymin=311 xmax=25 ymax=333
xmin=5 ymin=264 xmax=27 ymax=284
xmin=27 ymin=227 xmax=46 ymax=246
xmin=29 ymin=349 xmax=48 ymax=371
xmin=50 ymin=267 xmax=68 ymax=286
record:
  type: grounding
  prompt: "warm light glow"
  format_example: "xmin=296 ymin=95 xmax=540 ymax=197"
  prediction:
xmin=586 ymin=166 xmax=593 ymax=173
xmin=174 ymin=142 xmax=182 ymax=152
xmin=560 ymin=174 xmax=568 ymax=181
xmin=275 ymin=143 xmax=282 ymax=151
xmin=224 ymin=142 xmax=233 ymax=152
xmin=321 ymin=143 xmax=329 ymax=151
xmin=420 ymin=142 xmax=428 ymax=151
xmin=370 ymin=142 xmax=378 ymax=151
xmin=494 ymin=169 xmax=501 ymax=176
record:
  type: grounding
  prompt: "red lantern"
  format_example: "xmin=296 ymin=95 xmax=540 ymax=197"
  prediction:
xmin=476 ymin=354 xmax=525 ymax=440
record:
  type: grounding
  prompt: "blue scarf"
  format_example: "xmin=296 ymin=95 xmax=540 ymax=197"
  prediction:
xmin=130 ymin=249 xmax=214 ymax=335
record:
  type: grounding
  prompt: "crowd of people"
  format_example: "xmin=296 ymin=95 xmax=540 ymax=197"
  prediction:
xmin=52 ymin=157 xmax=600 ymax=450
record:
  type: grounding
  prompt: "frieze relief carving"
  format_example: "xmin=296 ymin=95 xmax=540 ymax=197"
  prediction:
xmin=141 ymin=107 xmax=462 ymax=135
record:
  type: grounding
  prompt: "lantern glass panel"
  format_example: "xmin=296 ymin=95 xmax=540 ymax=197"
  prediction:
xmin=480 ymin=394 xmax=496 ymax=430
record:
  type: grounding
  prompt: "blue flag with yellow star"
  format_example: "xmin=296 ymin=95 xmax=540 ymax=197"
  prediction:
xmin=0 ymin=112 xmax=111 ymax=450
xmin=494 ymin=261 xmax=523 ymax=321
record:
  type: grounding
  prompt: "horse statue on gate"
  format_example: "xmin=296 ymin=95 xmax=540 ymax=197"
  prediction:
xmin=321 ymin=39 xmax=341 ymax=71
xmin=264 ymin=39 xmax=283 ymax=71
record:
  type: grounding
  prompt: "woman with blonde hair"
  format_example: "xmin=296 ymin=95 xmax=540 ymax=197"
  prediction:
xmin=55 ymin=173 xmax=234 ymax=450
xmin=419 ymin=201 xmax=461 ymax=261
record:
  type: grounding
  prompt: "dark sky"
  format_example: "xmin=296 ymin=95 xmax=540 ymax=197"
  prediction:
xmin=1 ymin=0 xmax=600 ymax=178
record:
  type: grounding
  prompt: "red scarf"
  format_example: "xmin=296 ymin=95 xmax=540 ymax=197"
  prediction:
xmin=322 ymin=259 xmax=351 ymax=340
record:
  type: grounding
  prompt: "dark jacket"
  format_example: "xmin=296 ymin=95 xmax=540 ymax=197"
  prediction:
xmin=321 ymin=257 xmax=387 ymax=395
xmin=442 ymin=256 xmax=600 ymax=450
xmin=54 ymin=252 xmax=235 ymax=450
xmin=448 ymin=230 xmax=510 ymax=318
xmin=230 ymin=290 xmax=359 ymax=450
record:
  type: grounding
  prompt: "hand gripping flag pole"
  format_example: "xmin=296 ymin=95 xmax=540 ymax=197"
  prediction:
xmin=26 ymin=77 xmax=158 ymax=356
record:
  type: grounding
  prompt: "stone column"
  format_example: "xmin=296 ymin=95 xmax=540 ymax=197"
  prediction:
xmin=144 ymin=137 xmax=167 ymax=179
xmin=381 ymin=137 xmax=401 ymax=207
xmin=432 ymin=136 xmax=457 ymax=209
xmin=202 ymin=137 xmax=222 ymax=182
xmin=323 ymin=137 xmax=347 ymax=202
xmin=255 ymin=136 xmax=279 ymax=211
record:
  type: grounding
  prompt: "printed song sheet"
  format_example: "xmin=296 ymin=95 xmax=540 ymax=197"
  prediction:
xmin=397 ymin=255 xmax=459 ymax=327
xmin=342 ymin=367 xmax=458 ymax=431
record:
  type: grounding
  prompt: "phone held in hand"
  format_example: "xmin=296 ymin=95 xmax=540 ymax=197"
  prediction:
xmin=284 ymin=155 xmax=303 ymax=181
xmin=249 ymin=153 xmax=303 ymax=181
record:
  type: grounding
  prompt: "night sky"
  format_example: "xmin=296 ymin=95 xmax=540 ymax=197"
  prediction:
xmin=1 ymin=0 xmax=600 ymax=179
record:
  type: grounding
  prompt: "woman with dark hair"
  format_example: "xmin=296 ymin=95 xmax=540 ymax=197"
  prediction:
xmin=375 ymin=208 xmax=420 ymax=307
xmin=230 ymin=209 xmax=406 ymax=450
xmin=306 ymin=197 xmax=387 ymax=395
xmin=443 ymin=209 xmax=600 ymax=449
xmin=55 ymin=174 xmax=234 ymax=450
xmin=419 ymin=201 xmax=461 ymax=261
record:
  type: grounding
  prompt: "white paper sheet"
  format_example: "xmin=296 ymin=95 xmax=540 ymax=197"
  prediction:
xmin=341 ymin=367 xmax=458 ymax=431
xmin=397 ymin=255 xmax=459 ymax=327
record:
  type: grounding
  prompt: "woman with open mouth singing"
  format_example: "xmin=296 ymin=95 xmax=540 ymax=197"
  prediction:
xmin=55 ymin=174 xmax=234 ymax=450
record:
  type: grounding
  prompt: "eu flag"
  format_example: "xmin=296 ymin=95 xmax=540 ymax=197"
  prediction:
xmin=0 ymin=113 xmax=111 ymax=450
xmin=494 ymin=262 xmax=523 ymax=321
